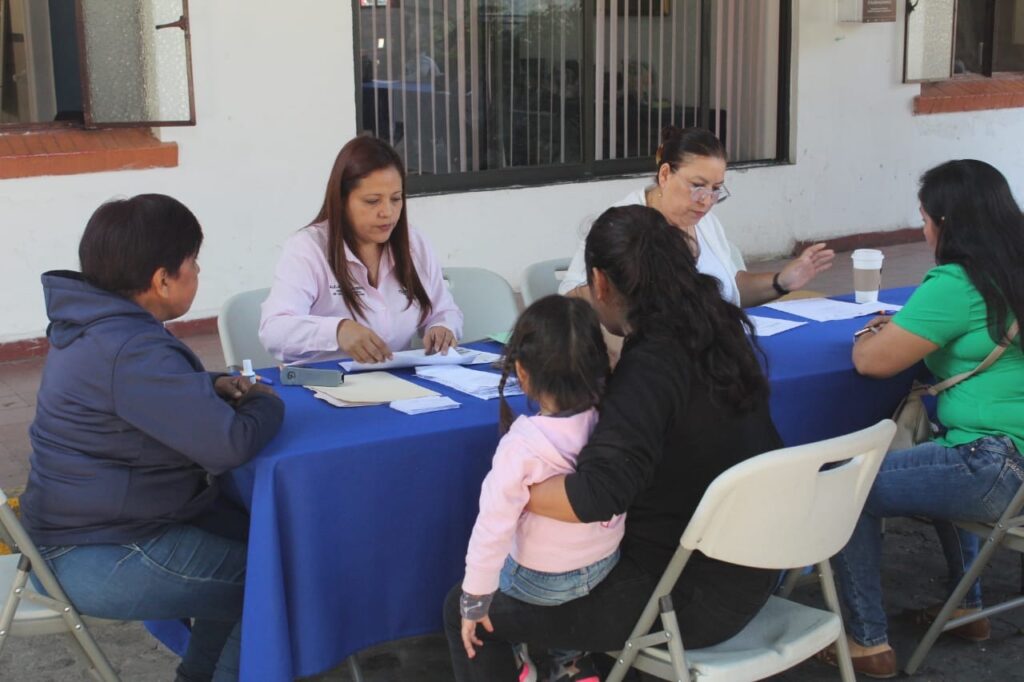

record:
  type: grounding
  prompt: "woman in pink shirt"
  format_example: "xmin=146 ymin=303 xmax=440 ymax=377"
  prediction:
xmin=260 ymin=136 xmax=463 ymax=364
xmin=459 ymin=295 xmax=618 ymax=682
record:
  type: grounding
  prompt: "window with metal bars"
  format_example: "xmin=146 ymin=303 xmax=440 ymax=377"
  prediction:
xmin=354 ymin=0 xmax=791 ymax=194
xmin=0 ymin=0 xmax=195 ymax=129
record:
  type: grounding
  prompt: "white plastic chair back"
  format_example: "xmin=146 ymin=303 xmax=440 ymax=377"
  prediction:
xmin=442 ymin=267 xmax=520 ymax=343
xmin=520 ymin=258 xmax=571 ymax=306
xmin=217 ymin=288 xmax=276 ymax=371
xmin=681 ymin=420 xmax=896 ymax=569
xmin=606 ymin=420 xmax=896 ymax=682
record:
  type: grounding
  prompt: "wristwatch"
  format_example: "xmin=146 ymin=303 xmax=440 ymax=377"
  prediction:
xmin=772 ymin=272 xmax=790 ymax=297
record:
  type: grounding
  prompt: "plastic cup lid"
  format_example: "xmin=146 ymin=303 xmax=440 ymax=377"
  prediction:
xmin=851 ymin=248 xmax=884 ymax=262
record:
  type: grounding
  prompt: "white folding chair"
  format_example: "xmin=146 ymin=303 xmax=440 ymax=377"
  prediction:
xmin=217 ymin=288 xmax=276 ymax=371
xmin=904 ymin=476 xmax=1024 ymax=675
xmin=605 ymin=420 xmax=897 ymax=682
xmin=520 ymin=257 xmax=571 ymax=306
xmin=0 ymin=488 xmax=119 ymax=681
xmin=442 ymin=267 xmax=520 ymax=343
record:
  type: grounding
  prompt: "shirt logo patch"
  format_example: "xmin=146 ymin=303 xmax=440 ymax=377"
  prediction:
xmin=330 ymin=284 xmax=365 ymax=297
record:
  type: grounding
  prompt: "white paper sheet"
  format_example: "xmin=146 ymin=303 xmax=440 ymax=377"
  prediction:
xmin=389 ymin=396 xmax=461 ymax=415
xmin=747 ymin=315 xmax=808 ymax=337
xmin=466 ymin=350 xmax=502 ymax=365
xmin=761 ymin=298 xmax=903 ymax=322
xmin=414 ymin=366 xmax=523 ymax=400
xmin=340 ymin=347 xmax=481 ymax=372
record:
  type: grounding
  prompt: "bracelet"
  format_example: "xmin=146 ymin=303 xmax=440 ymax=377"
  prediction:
xmin=771 ymin=272 xmax=790 ymax=297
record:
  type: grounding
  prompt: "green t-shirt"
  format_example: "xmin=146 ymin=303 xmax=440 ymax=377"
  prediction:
xmin=893 ymin=264 xmax=1023 ymax=454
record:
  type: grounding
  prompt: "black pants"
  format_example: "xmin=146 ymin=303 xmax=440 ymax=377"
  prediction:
xmin=444 ymin=553 xmax=775 ymax=681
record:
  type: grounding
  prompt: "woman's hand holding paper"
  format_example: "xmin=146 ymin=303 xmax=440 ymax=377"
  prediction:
xmin=337 ymin=319 xmax=393 ymax=363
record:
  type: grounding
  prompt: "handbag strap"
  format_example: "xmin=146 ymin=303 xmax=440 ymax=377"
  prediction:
xmin=929 ymin=321 xmax=1019 ymax=396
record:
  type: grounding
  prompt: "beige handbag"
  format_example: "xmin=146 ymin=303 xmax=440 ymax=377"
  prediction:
xmin=889 ymin=321 xmax=1019 ymax=452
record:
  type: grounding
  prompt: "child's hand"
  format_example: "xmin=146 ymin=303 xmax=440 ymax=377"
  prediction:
xmin=460 ymin=616 xmax=493 ymax=658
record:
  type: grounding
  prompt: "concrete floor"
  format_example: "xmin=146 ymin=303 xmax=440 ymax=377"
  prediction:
xmin=6 ymin=241 xmax=1024 ymax=681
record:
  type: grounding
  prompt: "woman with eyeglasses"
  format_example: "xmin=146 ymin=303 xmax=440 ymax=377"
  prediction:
xmin=560 ymin=126 xmax=835 ymax=308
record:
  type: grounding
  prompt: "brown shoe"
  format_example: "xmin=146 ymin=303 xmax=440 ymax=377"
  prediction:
xmin=910 ymin=606 xmax=991 ymax=642
xmin=816 ymin=644 xmax=898 ymax=679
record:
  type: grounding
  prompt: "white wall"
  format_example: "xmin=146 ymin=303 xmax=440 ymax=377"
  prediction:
xmin=3 ymin=0 xmax=1024 ymax=343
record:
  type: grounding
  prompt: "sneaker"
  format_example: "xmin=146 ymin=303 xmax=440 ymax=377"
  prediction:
xmin=515 ymin=644 xmax=538 ymax=682
xmin=549 ymin=653 xmax=601 ymax=682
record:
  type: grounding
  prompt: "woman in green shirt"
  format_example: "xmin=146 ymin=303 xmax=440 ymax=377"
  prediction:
xmin=830 ymin=160 xmax=1024 ymax=678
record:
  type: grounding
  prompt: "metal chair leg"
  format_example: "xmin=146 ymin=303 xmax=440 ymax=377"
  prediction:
xmin=347 ymin=654 xmax=365 ymax=682
xmin=818 ymin=561 xmax=856 ymax=682
xmin=777 ymin=567 xmax=806 ymax=599
xmin=904 ymin=532 xmax=1004 ymax=675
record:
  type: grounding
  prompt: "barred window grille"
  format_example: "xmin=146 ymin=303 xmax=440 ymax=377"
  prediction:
xmin=355 ymin=0 xmax=787 ymax=188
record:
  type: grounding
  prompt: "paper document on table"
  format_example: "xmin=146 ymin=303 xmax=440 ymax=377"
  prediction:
xmin=747 ymin=315 xmax=808 ymax=337
xmin=466 ymin=350 xmax=502 ymax=365
xmin=340 ymin=347 xmax=481 ymax=372
xmin=313 ymin=391 xmax=379 ymax=408
xmin=310 ymin=371 xmax=438 ymax=405
xmin=390 ymin=396 xmax=461 ymax=415
xmin=761 ymin=298 xmax=903 ymax=322
xmin=415 ymin=365 xmax=523 ymax=400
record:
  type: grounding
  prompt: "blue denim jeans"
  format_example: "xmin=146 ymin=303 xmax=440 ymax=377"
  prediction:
xmin=832 ymin=436 xmax=1024 ymax=647
xmin=37 ymin=520 xmax=247 ymax=682
xmin=499 ymin=550 xmax=620 ymax=607
xmin=499 ymin=550 xmax=619 ymax=668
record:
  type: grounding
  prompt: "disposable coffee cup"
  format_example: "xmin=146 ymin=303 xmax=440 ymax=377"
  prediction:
xmin=851 ymin=249 xmax=884 ymax=303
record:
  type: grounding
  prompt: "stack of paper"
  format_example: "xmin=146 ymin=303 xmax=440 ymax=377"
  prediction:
xmin=415 ymin=366 xmax=523 ymax=400
xmin=761 ymin=298 xmax=903 ymax=322
xmin=310 ymin=371 xmax=438 ymax=407
xmin=341 ymin=347 xmax=477 ymax=372
xmin=340 ymin=347 xmax=505 ymax=372
xmin=390 ymin=396 xmax=461 ymax=415
xmin=746 ymin=315 xmax=808 ymax=337
xmin=467 ymin=350 xmax=502 ymax=366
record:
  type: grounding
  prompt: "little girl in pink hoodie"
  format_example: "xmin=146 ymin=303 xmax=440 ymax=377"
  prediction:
xmin=459 ymin=296 xmax=623 ymax=682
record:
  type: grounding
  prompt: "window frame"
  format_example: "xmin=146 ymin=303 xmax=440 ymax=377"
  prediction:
xmin=0 ymin=0 xmax=197 ymax=131
xmin=902 ymin=0 xmax=1006 ymax=83
xmin=352 ymin=0 xmax=793 ymax=196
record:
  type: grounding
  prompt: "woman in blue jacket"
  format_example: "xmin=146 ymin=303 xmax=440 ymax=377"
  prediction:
xmin=20 ymin=194 xmax=285 ymax=682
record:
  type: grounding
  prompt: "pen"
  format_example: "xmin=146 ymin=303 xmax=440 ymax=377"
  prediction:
xmin=876 ymin=310 xmax=898 ymax=316
xmin=853 ymin=325 xmax=881 ymax=339
xmin=253 ymin=374 xmax=274 ymax=385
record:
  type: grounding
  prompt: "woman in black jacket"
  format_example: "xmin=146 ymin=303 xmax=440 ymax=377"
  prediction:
xmin=444 ymin=204 xmax=783 ymax=681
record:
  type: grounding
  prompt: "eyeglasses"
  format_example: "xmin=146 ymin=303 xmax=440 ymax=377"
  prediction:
xmin=688 ymin=183 xmax=730 ymax=205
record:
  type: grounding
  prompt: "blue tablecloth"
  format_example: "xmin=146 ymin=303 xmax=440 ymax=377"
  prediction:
xmin=224 ymin=287 xmax=920 ymax=681
xmin=755 ymin=287 xmax=922 ymax=446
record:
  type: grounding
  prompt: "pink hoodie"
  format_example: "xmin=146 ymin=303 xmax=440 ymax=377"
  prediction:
xmin=462 ymin=408 xmax=625 ymax=596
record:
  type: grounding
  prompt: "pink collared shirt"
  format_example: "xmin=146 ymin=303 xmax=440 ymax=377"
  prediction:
xmin=259 ymin=221 xmax=463 ymax=363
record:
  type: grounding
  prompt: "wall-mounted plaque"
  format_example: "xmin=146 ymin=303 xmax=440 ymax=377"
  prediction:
xmin=838 ymin=0 xmax=897 ymax=23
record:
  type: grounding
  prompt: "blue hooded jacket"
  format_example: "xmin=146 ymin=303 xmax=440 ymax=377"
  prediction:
xmin=21 ymin=271 xmax=285 ymax=546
